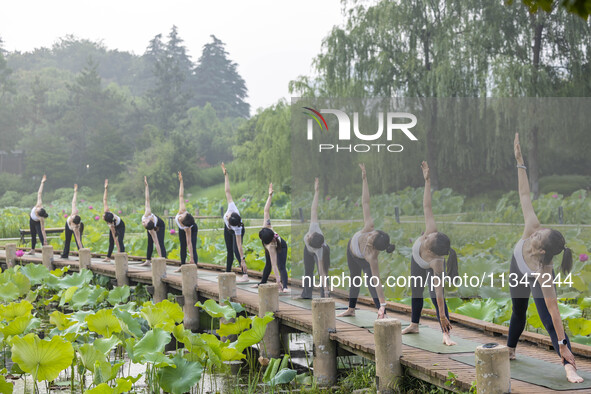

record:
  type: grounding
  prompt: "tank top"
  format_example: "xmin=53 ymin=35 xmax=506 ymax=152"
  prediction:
xmin=513 ymin=238 xmax=533 ymax=276
xmin=350 ymin=231 xmax=366 ymax=259
xmin=30 ymin=207 xmax=39 ymax=221
xmin=412 ymin=238 xmax=431 ymax=269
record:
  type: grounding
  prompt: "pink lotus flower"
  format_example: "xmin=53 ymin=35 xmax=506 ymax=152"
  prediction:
xmin=94 ymin=215 xmax=100 ymax=220
xmin=118 ymin=210 xmax=122 ymax=214
xmin=88 ymin=205 xmax=93 ymax=210
xmin=185 ymin=199 xmax=189 ymax=203
xmin=552 ymin=194 xmax=558 ymax=198
xmin=241 ymin=198 xmax=246 ymax=202
xmin=15 ymin=250 xmax=24 ymax=258
xmin=81 ymin=199 xmax=85 ymax=202
xmin=326 ymin=196 xmax=331 ymax=201
xmin=170 ymin=229 xmax=176 ymax=235
xmin=580 ymin=254 xmax=589 ymax=262
xmin=64 ymin=214 xmax=68 ymax=218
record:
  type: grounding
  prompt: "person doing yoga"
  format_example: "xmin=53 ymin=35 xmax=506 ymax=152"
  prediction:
xmin=102 ymin=179 xmax=125 ymax=262
xmin=61 ymin=184 xmax=84 ymax=259
xmin=221 ymin=163 xmax=249 ymax=282
xmin=301 ymin=177 xmax=330 ymax=298
xmin=174 ymin=171 xmax=198 ymax=272
xmin=401 ymin=161 xmax=459 ymax=347
xmin=28 ymin=175 xmax=49 ymax=255
xmin=253 ymin=183 xmax=289 ymax=293
xmin=139 ymin=176 xmax=167 ymax=267
xmin=337 ymin=164 xmax=395 ymax=319
xmin=506 ymin=133 xmax=583 ymax=383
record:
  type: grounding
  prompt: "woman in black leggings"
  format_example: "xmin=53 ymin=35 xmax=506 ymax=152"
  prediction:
xmin=28 ymin=175 xmax=49 ymax=255
xmin=337 ymin=164 xmax=395 ymax=320
xmin=253 ymin=183 xmax=289 ymax=293
xmin=102 ymin=179 xmax=125 ymax=262
xmin=221 ymin=163 xmax=249 ymax=282
xmin=174 ymin=171 xmax=198 ymax=272
xmin=507 ymin=133 xmax=582 ymax=383
xmin=139 ymin=176 xmax=167 ymax=266
xmin=61 ymin=184 xmax=84 ymax=259
xmin=401 ymin=161 xmax=459 ymax=347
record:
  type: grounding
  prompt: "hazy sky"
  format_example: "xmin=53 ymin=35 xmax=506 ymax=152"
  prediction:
xmin=1 ymin=0 xmax=346 ymax=112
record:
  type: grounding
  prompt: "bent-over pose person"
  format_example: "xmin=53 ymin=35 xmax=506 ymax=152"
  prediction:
xmin=401 ymin=161 xmax=459 ymax=346
xmin=102 ymin=179 xmax=125 ymax=262
xmin=139 ymin=176 xmax=167 ymax=267
xmin=301 ymin=177 xmax=331 ymax=298
xmin=221 ymin=163 xmax=249 ymax=282
xmin=507 ymin=133 xmax=582 ymax=383
xmin=253 ymin=183 xmax=289 ymax=293
xmin=338 ymin=164 xmax=395 ymax=319
xmin=175 ymin=171 xmax=198 ymax=272
xmin=60 ymin=184 xmax=84 ymax=259
xmin=28 ymin=174 xmax=49 ymax=255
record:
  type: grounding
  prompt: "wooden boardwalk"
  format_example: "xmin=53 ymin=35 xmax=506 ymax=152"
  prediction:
xmin=1 ymin=247 xmax=590 ymax=393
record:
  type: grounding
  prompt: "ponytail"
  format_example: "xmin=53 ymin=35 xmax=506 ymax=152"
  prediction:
xmin=561 ymin=247 xmax=573 ymax=275
xmin=446 ymin=248 xmax=459 ymax=279
xmin=386 ymin=244 xmax=396 ymax=253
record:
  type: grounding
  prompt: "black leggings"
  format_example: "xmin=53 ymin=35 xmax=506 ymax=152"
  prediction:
xmin=224 ymin=224 xmax=245 ymax=273
xmin=29 ymin=217 xmax=44 ymax=249
xmin=410 ymin=256 xmax=450 ymax=327
xmin=107 ymin=220 xmax=126 ymax=258
xmin=61 ymin=222 xmax=84 ymax=258
xmin=346 ymin=240 xmax=380 ymax=310
xmin=507 ymin=256 xmax=572 ymax=365
xmin=179 ymin=224 xmax=198 ymax=264
xmin=301 ymin=243 xmax=330 ymax=298
xmin=259 ymin=238 xmax=289 ymax=289
xmin=146 ymin=217 xmax=167 ymax=260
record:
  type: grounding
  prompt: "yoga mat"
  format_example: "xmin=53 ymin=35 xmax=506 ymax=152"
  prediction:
xmin=336 ymin=309 xmax=410 ymax=328
xmin=451 ymin=354 xmax=591 ymax=391
xmin=400 ymin=326 xmax=479 ymax=353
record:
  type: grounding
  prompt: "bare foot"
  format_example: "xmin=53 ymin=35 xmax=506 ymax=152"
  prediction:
xmin=565 ymin=364 xmax=584 ymax=383
xmin=173 ymin=267 xmax=182 ymax=273
xmin=442 ymin=333 xmax=457 ymax=346
xmin=236 ymin=275 xmax=249 ymax=283
xmin=250 ymin=284 xmax=259 ymax=288
xmin=101 ymin=257 xmax=111 ymax=262
xmin=402 ymin=323 xmax=419 ymax=334
xmin=27 ymin=250 xmax=35 ymax=255
xmin=139 ymin=260 xmax=151 ymax=267
xmin=508 ymin=347 xmax=516 ymax=360
xmin=337 ymin=308 xmax=355 ymax=317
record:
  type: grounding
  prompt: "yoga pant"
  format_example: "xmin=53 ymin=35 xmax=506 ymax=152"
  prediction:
xmin=29 ymin=217 xmax=44 ymax=249
xmin=410 ymin=256 xmax=450 ymax=327
xmin=346 ymin=239 xmax=380 ymax=310
xmin=146 ymin=216 xmax=167 ymax=260
xmin=224 ymin=224 xmax=245 ymax=273
xmin=107 ymin=220 xmax=126 ymax=258
xmin=507 ymin=255 xmax=572 ymax=365
xmin=61 ymin=222 xmax=84 ymax=258
xmin=301 ymin=242 xmax=330 ymax=298
xmin=259 ymin=238 xmax=289 ymax=289
xmin=179 ymin=223 xmax=198 ymax=264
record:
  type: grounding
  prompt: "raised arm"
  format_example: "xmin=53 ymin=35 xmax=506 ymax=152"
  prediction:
xmin=263 ymin=183 xmax=273 ymax=229
xmin=71 ymin=184 xmax=78 ymax=216
xmin=311 ymin=177 xmax=319 ymax=223
xmin=103 ymin=179 xmax=109 ymax=213
xmin=222 ymin=163 xmax=233 ymax=203
xmin=36 ymin=175 xmax=46 ymax=208
xmin=514 ymin=133 xmax=540 ymax=238
xmin=178 ymin=171 xmax=186 ymax=214
xmin=144 ymin=176 xmax=152 ymax=216
xmin=422 ymin=161 xmax=437 ymax=235
xmin=360 ymin=164 xmax=374 ymax=233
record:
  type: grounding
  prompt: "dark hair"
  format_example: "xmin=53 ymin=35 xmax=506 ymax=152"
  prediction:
xmin=181 ymin=213 xmax=195 ymax=227
xmin=429 ymin=232 xmax=458 ymax=279
xmin=309 ymin=232 xmax=325 ymax=249
xmin=259 ymin=228 xmax=284 ymax=253
xmin=72 ymin=215 xmax=81 ymax=225
xmin=145 ymin=221 xmax=156 ymax=231
xmin=103 ymin=212 xmax=114 ymax=223
xmin=229 ymin=212 xmax=242 ymax=227
xmin=373 ymin=230 xmax=396 ymax=253
xmin=541 ymin=229 xmax=572 ymax=274
xmin=37 ymin=208 xmax=49 ymax=218
xmin=446 ymin=248 xmax=459 ymax=279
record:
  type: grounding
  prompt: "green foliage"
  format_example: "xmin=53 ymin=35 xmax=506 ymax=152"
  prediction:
xmin=11 ymin=333 xmax=74 ymax=381
xmin=157 ymin=353 xmax=203 ymax=394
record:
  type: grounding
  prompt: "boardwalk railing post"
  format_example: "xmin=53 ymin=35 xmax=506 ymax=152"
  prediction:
xmin=299 ymin=207 xmax=304 ymax=223
xmin=394 ymin=206 xmax=400 ymax=224
xmin=475 ymin=344 xmax=510 ymax=394
xmin=181 ymin=264 xmax=199 ymax=332
xmin=151 ymin=258 xmax=168 ymax=303
xmin=114 ymin=252 xmax=129 ymax=286
xmin=78 ymin=248 xmax=91 ymax=270
xmin=374 ymin=318 xmax=402 ymax=393
xmin=5 ymin=243 xmax=16 ymax=268
xmin=42 ymin=245 xmax=54 ymax=270
xmin=258 ymin=283 xmax=280 ymax=358
xmin=312 ymin=298 xmax=337 ymax=386
xmin=218 ymin=272 xmax=236 ymax=302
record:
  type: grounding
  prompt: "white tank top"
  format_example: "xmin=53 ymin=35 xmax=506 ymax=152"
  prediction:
xmin=412 ymin=238 xmax=431 ymax=270
xmin=514 ymin=238 xmax=533 ymax=276
xmin=175 ymin=213 xmax=187 ymax=230
xmin=30 ymin=207 xmax=39 ymax=221
xmin=351 ymin=231 xmax=366 ymax=259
